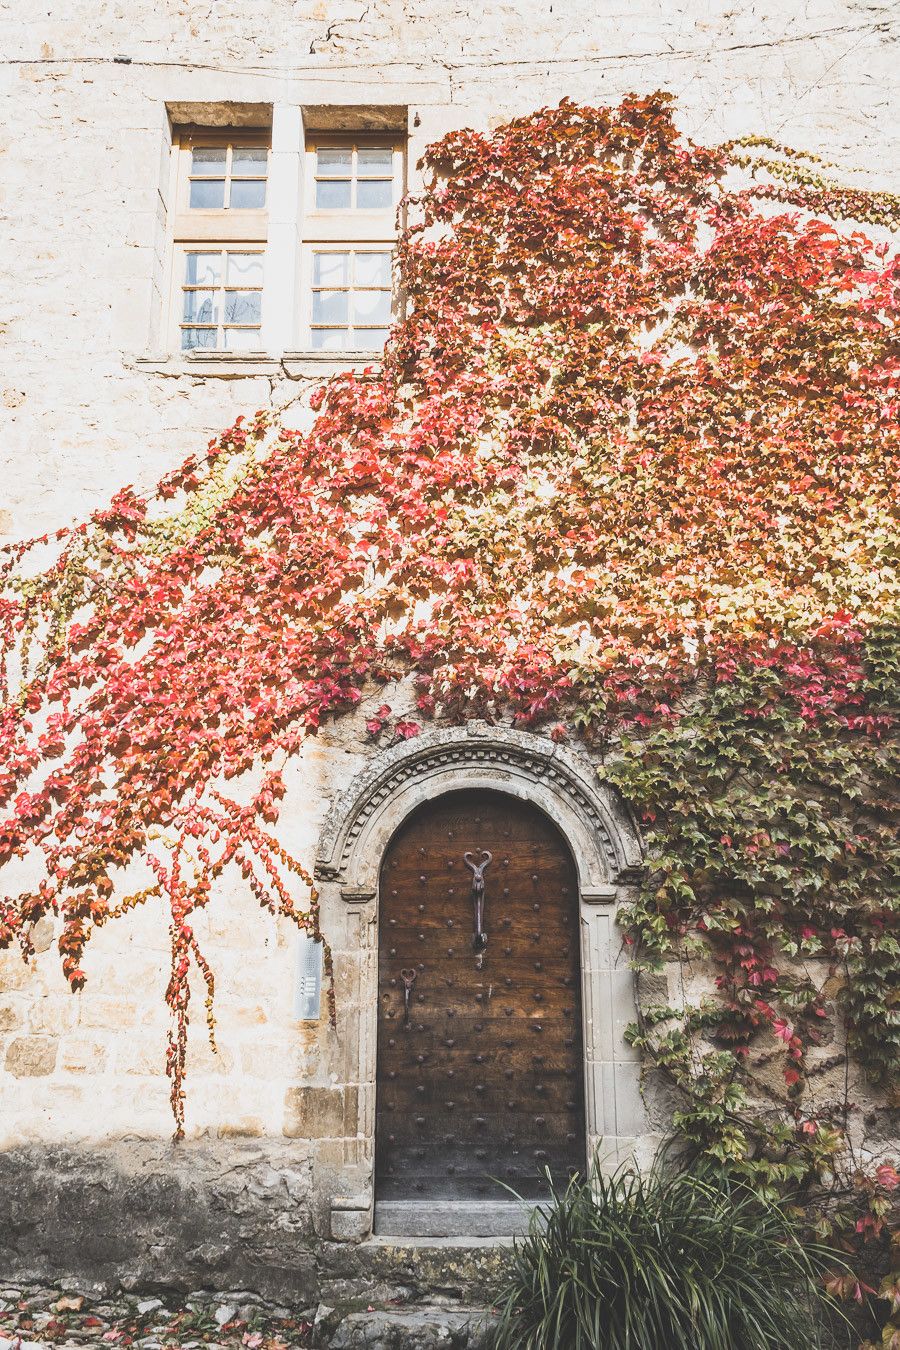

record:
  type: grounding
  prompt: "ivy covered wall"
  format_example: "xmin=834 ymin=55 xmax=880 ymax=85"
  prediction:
xmin=0 ymin=94 xmax=897 ymax=1333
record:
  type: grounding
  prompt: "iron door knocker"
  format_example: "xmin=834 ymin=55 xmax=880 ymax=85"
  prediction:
xmin=400 ymin=967 xmax=417 ymax=1026
xmin=464 ymin=849 xmax=492 ymax=952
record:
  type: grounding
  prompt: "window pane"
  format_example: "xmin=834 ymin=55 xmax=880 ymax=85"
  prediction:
xmin=313 ymin=252 xmax=350 ymax=286
xmin=353 ymin=328 xmax=390 ymax=350
xmin=223 ymin=327 xmax=261 ymax=351
xmin=229 ymin=178 xmax=266 ymax=209
xmin=182 ymin=289 xmax=219 ymax=323
xmin=312 ymin=290 xmax=350 ymax=325
xmin=191 ymin=147 xmax=226 ymax=175
xmin=226 ymin=253 xmax=264 ymax=286
xmin=354 ymin=251 xmax=392 ymax=287
xmin=352 ymin=289 xmax=391 ymax=325
xmin=311 ymin=327 xmax=348 ymax=350
xmin=357 ymin=148 xmax=393 ymax=176
xmin=356 ymin=178 xmax=392 ymax=210
xmin=231 ymin=147 xmax=268 ymax=175
xmin=224 ymin=291 xmax=262 ymax=324
xmin=190 ymin=178 xmax=226 ymax=208
xmin=185 ymin=253 xmax=223 ymax=286
xmin=317 ymin=148 xmax=351 ymax=174
xmin=316 ymin=179 xmax=351 ymax=209
xmin=181 ymin=327 xmax=218 ymax=350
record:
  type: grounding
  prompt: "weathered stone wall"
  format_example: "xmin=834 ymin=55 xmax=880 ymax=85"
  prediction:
xmin=0 ymin=0 xmax=898 ymax=1298
xmin=0 ymin=707 xmax=375 ymax=1296
xmin=0 ymin=693 xmax=475 ymax=1293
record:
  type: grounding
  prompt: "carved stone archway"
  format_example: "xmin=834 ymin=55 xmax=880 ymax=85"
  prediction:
xmin=314 ymin=721 xmax=648 ymax=1239
xmin=316 ymin=721 xmax=643 ymax=901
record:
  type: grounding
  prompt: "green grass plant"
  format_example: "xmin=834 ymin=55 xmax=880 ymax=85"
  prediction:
xmin=492 ymin=1159 xmax=846 ymax=1349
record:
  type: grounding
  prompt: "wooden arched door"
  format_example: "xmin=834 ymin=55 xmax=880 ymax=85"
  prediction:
xmin=375 ymin=789 xmax=585 ymax=1235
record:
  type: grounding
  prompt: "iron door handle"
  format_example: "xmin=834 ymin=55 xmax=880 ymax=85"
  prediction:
xmin=464 ymin=850 xmax=492 ymax=951
xmin=400 ymin=967 xmax=417 ymax=1026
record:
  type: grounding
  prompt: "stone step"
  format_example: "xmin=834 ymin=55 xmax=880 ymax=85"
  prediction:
xmin=316 ymin=1238 xmax=514 ymax=1306
xmin=321 ymin=1302 xmax=498 ymax=1349
xmin=373 ymin=1203 xmax=530 ymax=1239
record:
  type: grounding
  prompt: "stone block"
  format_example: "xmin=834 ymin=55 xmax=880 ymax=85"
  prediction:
xmin=342 ymin=1085 xmax=359 ymax=1135
xmin=218 ymin=1117 xmax=265 ymax=1139
xmin=188 ymin=1036 xmax=234 ymax=1075
xmin=59 ymin=1037 xmax=108 ymax=1075
xmin=0 ymin=955 xmax=37 ymax=991
xmin=5 ymin=1035 xmax=57 ymax=1077
xmin=328 ymin=1304 xmax=498 ymax=1348
xmin=74 ymin=996 xmax=140 ymax=1030
xmin=116 ymin=1039 xmax=164 ymax=1076
xmin=29 ymin=914 xmax=55 ymax=954
xmin=241 ymin=1040 xmax=294 ymax=1077
xmin=330 ymin=1206 xmax=371 ymax=1242
xmin=27 ymin=994 xmax=77 ymax=1035
xmin=283 ymin=1085 xmax=357 ymax=1139
xmin=635 ymin=972 xmax=670 ymax=1005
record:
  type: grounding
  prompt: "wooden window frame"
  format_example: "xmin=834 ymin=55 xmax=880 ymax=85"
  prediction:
xmin=304 ymin=244 xmax=395 ymax=352
xmin=304 ymin=133 xmax=404 ymax=240
xmin=172 ymin=244 xmax=266 ymax=353
xmin=301 ymin=135 xmax=404 ymax=353
xmin=172 ymin=127 xmax=271 ymax=244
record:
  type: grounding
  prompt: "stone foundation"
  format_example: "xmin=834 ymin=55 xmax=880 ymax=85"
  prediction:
xmin=0 ymin=1140 xmax=518 ymax=1305
xmin=0 ymin=1143 xmax=317 ymax=1302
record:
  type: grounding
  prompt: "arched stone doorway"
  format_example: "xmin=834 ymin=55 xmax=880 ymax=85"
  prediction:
xmin=315 ymin=721 xmax=646 ymax=1240
xmin=375 ymin=788 xmax=585 ymax=1235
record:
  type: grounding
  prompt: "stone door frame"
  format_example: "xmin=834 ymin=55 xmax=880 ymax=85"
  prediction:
xmin=314 ymin=721 xmax=647 ymax=1240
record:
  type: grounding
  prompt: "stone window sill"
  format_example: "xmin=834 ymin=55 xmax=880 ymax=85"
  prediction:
xmin=134 ymin=350 xmax=384 ymax=378
xmin=282 ymin=351 xmax=385 ymax=379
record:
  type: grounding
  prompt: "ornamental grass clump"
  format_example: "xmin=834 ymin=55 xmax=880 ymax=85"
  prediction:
xmin=492 ymin=1162 xmax=844 ymax=1350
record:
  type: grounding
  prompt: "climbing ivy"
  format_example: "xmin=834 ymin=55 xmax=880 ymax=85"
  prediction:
xmin=0 ymin=90 xmax=897 ymax=1339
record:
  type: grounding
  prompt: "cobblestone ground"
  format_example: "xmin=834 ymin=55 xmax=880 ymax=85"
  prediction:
xmin=0 ymin=1286 xmax=496 ymax=1350
xmin=0 ymin=1287 xmax=315 ymax=1350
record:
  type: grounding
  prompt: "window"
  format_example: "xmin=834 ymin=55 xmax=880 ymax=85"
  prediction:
xmin=174 ymin=131 xmax=270 ymax=224
xmin=188 ymin=144 xmax=268 ymax=210
xmin=179 ymin=249 xmax=264 ymax=351
xmin=309 ymin=249 xmax=392 ymax=350
xmin=314 ymin=145 xmax=395 ymax=211
xmin=303 ymin=135 xmax=404 ymax=352
xmin=169 ymin=126 xmax=271 ymax=353
xmin=161 ymin=117 xmax=407 ymax=360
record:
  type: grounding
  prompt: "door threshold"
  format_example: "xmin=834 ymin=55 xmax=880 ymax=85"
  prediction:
xmin=374 ymin=1199 xmax=534 ymax=1237
xmin=369 ymin=1234 xmax=516 ymax=1248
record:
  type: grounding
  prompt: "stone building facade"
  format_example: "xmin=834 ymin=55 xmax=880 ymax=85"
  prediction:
xmin=0 ymin=0 xmax=897 ymax=1298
